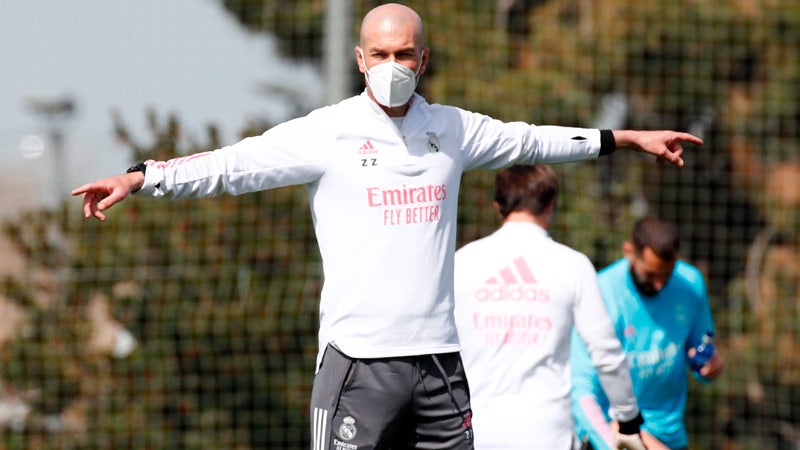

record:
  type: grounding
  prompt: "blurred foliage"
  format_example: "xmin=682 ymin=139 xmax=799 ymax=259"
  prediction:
xmin=1 ymin=112 xmax=320 ymax=449
xmin=220 ymin=0 xmax=326 ymax=61
xmin=0 ymin=0 xmax=798 ymax=448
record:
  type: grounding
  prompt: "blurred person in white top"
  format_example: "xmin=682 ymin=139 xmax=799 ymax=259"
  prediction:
xmin=454 ymin=165 xmax=645 ymax=450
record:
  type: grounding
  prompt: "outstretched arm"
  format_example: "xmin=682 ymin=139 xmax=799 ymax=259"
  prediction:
xmin=613 ymin=130 xmax=704 ymax=167
xmin=71 ymin=171 xmax=144 ymax=221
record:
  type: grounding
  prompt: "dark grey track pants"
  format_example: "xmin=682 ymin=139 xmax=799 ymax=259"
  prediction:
xmin=310 ymin=344 xmax=474 ymax=450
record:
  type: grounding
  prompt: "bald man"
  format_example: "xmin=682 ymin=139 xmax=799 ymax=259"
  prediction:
xmin=73 ymin=4 xmax=703 ymax=449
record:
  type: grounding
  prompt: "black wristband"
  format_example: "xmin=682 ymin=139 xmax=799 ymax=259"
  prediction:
xmin=599 ymin=129 xmax=617 ymax=156
xmin=618 ymin=412 xmax=644 ymax=435
xmin=126 ymin=162 xmax=147 ymax=175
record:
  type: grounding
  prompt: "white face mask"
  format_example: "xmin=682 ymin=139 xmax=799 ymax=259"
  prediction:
xmin=361 ymin=49 xmax=422 ymax=107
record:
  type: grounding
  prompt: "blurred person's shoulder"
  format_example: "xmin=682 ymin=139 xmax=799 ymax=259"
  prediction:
xmin=598 ymin=258 xmax=628 ymax=279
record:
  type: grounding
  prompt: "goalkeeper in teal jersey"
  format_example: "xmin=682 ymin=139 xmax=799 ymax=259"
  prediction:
xmin=570 ymin=216 xmax=724 ymax=450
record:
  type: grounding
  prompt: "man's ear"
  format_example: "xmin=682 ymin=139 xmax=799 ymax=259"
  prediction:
xmin=355 ymin=46 xmax=366 ymax=73
xmin=492 ymin=201 xmax=503 ymax=221
xmin=419 ymin=47 xmax=430 ymax=75
xmin=622 ymin=241 xmax=635 ymax=260
xmin=545 ymin=198 xmax=556 ymax=215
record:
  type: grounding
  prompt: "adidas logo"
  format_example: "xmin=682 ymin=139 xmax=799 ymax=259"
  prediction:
xmin=485 ymin=257 xmax=538 ymax=284
xmin=357 ymin=140 xmax=378 ymax=155
xmin=476 ymin=257 xmax=551 ymax=302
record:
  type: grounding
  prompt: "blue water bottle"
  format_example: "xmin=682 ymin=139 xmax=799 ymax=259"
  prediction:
xmin=689 ymin=331 xmax=715 ymax=372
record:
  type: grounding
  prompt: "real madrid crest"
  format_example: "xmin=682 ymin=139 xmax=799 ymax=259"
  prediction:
xmin=339 ymin=416 xmax=357 ymax=441
xmin=426 ymin=132 xmax=440 ymax=153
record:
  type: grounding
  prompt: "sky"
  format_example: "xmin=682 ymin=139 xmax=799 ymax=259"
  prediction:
xmin=0 ymin=0 xmax=323 ymax=214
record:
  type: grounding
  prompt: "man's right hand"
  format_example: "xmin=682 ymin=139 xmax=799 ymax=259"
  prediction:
xmin=615 ymin=432 xmax=647 ymax=450
xmin=71 ymin=171 xmax=144 ymax=221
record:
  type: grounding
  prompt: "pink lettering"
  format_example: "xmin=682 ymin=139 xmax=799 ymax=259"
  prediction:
xmin=475 ymin=285 xmax=551 ymax=302
xmin=365 ymin=184 xmax=447 ymax=207
xmin=405 ymin=205 xmax=441 ymax=224
xmin=471 ymin=313 xmax=553 ymax=331
xmin=384 ymin=208 xmax=402 ymax=225
xmin=435 ymin=184 xmax=446 ymax=200
xmin=491 ymin=330 xmax=544 ymax=346
xmin=367 ymin=187 xmax=382 ymax=207
xmin=149 ymin=152 xmax=213 ymax=169
xmin=385 ymin=189 xmax=404 ymax=205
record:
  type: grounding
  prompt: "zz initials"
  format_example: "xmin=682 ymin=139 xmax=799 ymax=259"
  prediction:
xmin=361 ymin=158 xmax=377 ymax=167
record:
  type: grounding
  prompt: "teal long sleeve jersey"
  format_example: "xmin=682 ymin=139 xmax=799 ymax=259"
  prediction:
xmin=570 ymin=258 xmax=715 ymax=449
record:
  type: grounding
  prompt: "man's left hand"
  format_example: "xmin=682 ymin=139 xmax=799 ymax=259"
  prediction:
xmin=613 ymin=130 xmax=704 ymax=168
xmin=688 ymin=349 xmax=725 ymax=380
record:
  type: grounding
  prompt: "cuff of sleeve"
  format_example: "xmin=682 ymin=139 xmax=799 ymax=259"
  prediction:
xmin=618 ymin=412 xmax=644 ymax=435
xmin=599 ymin=129 xmax=616 ymax=156
xmin=133 ymin=160 xmax=158 ymax=197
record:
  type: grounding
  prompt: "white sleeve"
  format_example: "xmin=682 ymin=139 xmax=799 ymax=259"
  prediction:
xmin=457 ymin=108 xmax=602 ymax=171
xmin=137 ymin=115 xmax=328 ymax=199
xmin=572 ymin=255 xmax=640 ymax=422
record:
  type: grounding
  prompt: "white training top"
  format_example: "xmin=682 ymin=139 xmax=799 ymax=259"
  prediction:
xmin=136 ymin=92 xmax=604 ymax=368
xmin=454 ymin=222 xmax=638 ymax=449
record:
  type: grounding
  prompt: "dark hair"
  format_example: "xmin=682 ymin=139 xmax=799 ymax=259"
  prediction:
xmin=631 ymin=216 xmax=680 ymax=260
xmin=494 ymin=165 xmax=558 ymax=219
